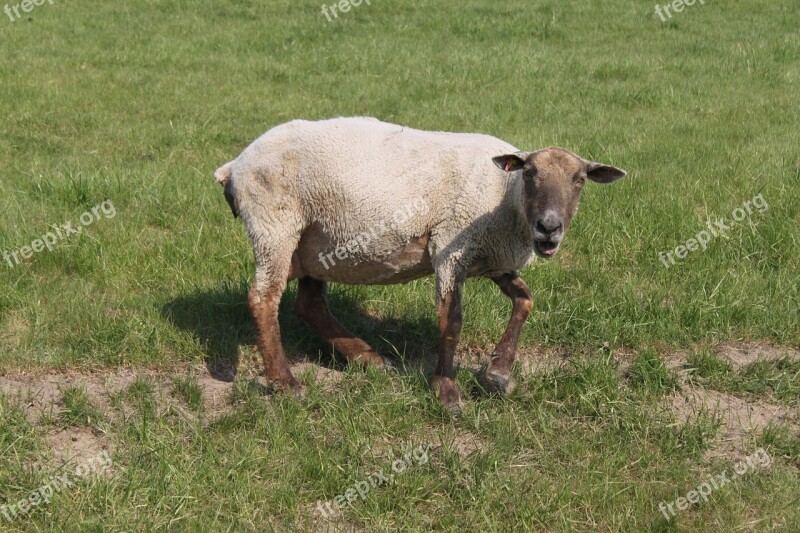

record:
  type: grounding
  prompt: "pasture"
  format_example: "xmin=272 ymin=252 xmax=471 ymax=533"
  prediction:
xmin=0 ymin=0 xmax=798 ymax=530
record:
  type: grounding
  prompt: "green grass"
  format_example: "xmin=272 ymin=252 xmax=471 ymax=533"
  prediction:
xmin=627 ymin=349 xmax=680 ymax=397
xmin=59 ymin=386 xmax=103 ymax=428
xmin=0 ymin=0 xmax=798 ymax=372
xmin=1 ymin=358 xmax=797 ymax=531
xmin=760 ymin=425 xmax=800 ymax=466
xmin=172 ymin=373 xmax=204 ymax=412
xmin=0 ymin=0 xmax=798 ymax=530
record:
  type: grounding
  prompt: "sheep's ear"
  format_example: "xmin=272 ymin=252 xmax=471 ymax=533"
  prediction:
xmin=493 ymin=152 xmax=529 ymax=173
xmin=582 ymin=159 xmax=626 ymax=184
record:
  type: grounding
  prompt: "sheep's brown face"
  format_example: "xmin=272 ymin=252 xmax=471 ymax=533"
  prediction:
xmin=493 ymin=148 xmax=626 ymax=258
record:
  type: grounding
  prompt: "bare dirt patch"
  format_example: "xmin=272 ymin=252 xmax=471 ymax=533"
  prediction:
xmin=456 ymin=345 xmax=573 ymax=378
xmin=47 ymin=427 xmax=109 ymax=466
xmin=716 ymin=342 xmax=800 ymax=369
xmin=444 ymin=429 xmax=486 ymax=458
xmin=516 ymin=347 xmax=573 ymax=376
xmin=663 ymin=342 xmax=800 ymax=375
xmin=670 ymin=385 xmax=799 ymax=461
xmin=663 ymin=350 xmax=691 ymax=371
xmin=1 ymin=368 xmax=158 ymax=424
xmin=665 ymin=343 xmax=800 ymax=460
xmin=292 ymin=361 xmax=346 ymax=392
xmin=0 ymin=361 xmax=349 ymax=428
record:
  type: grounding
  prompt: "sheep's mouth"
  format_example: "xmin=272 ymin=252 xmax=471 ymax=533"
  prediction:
xmin=534 ymin=239 xmax=560 ymax=258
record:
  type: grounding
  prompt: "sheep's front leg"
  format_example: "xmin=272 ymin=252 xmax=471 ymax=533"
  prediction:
xmin=484 ymin=272 xmax=533 ymax=395
xmin=432 ymin=276 xmax=465 ymax=416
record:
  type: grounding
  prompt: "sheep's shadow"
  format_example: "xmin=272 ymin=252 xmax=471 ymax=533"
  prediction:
xmin=160 ymin=281 xmax=439 ymax=385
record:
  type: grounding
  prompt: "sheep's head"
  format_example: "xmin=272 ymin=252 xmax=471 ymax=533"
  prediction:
xmin=493 ymin=147 xmax=626 ymax=258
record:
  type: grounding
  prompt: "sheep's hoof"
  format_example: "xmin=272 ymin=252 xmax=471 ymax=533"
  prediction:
xmin=377 ymin=354 xmax=397 ymax=372
xmin=272 ymin=380 xmax=307 ymax=399
xmin=445 ymin=401 xmax=464 ymax=418
xmin=484 ymin=370 xmax=517 ymax=395
xmin=350 ymin=351 xmax=394 ymax=371
xmin=432 ymin=376 xmax=465 ymax=418
xmin=290 ymin=383 xmax=307 ymax=399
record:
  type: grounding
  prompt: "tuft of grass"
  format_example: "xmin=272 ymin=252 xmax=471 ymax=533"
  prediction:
xmin=686 ymin=351 xmax=800 ymax=407
xmin=172 ymin=373 xmax=204 ymax=412
xmin=760 ymin=425 xmax=800 ymax=466
xmin=741 ymin=357 xmax=800 ymax=406
xmin=59 ymin=386 xmax=103 ymax=427
xmin=627 ymin=349 xmax=679 ymax=397
xmin=123 ymin=376 xmax=157 ymax=418
xmin=0 ymin=394 xmax=41 ymax=462
xmin=537 ymin=353 xmax=623 ymax=418
xmin=673 ymin=410 xmax=723 ymax=458
xmin=686 ymin=350 xmax=734 ymax=381
xmin=126 ymin=377 xmax=154 ymax=400
xmin=772 ymin=358 xmax=800 ymax=405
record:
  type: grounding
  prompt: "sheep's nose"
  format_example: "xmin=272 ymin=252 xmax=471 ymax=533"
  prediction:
xmin=536 ymin=213 xmax=562 ymax=236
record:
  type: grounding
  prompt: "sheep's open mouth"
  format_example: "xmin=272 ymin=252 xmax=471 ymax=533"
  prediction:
xmin=534 ymin=240 xmax=560 ymax=257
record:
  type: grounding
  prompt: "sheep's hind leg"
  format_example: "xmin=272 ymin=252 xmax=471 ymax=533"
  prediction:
xmin=484 ymin=272 xmax=533 ymax=395
xmin=249 ymin=240 xmax=305 ymax=397
xmin=295 ymin=277 xmax=388 ymax=368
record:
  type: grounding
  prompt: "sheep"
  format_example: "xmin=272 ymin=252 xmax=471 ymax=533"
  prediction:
xmin=214 ymin=117 xmax=626 ymax=415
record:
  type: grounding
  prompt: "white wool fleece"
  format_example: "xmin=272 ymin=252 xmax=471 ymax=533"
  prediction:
xmin=216 ymin=117 xmax=537 ymax=296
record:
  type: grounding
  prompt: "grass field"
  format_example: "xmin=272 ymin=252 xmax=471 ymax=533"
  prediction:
xmin=1 ymin=0 xmax=798 ymax=531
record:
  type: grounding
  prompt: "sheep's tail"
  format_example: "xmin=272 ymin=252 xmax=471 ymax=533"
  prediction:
xmin=214 ymin=161 xmax=233 ymax=185
xmin=214 ymin=161 xmax=239 ymax=218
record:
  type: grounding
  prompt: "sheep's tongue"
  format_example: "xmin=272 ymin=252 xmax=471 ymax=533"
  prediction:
xmin=537 ymin=240 xmax=559 ymax=256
